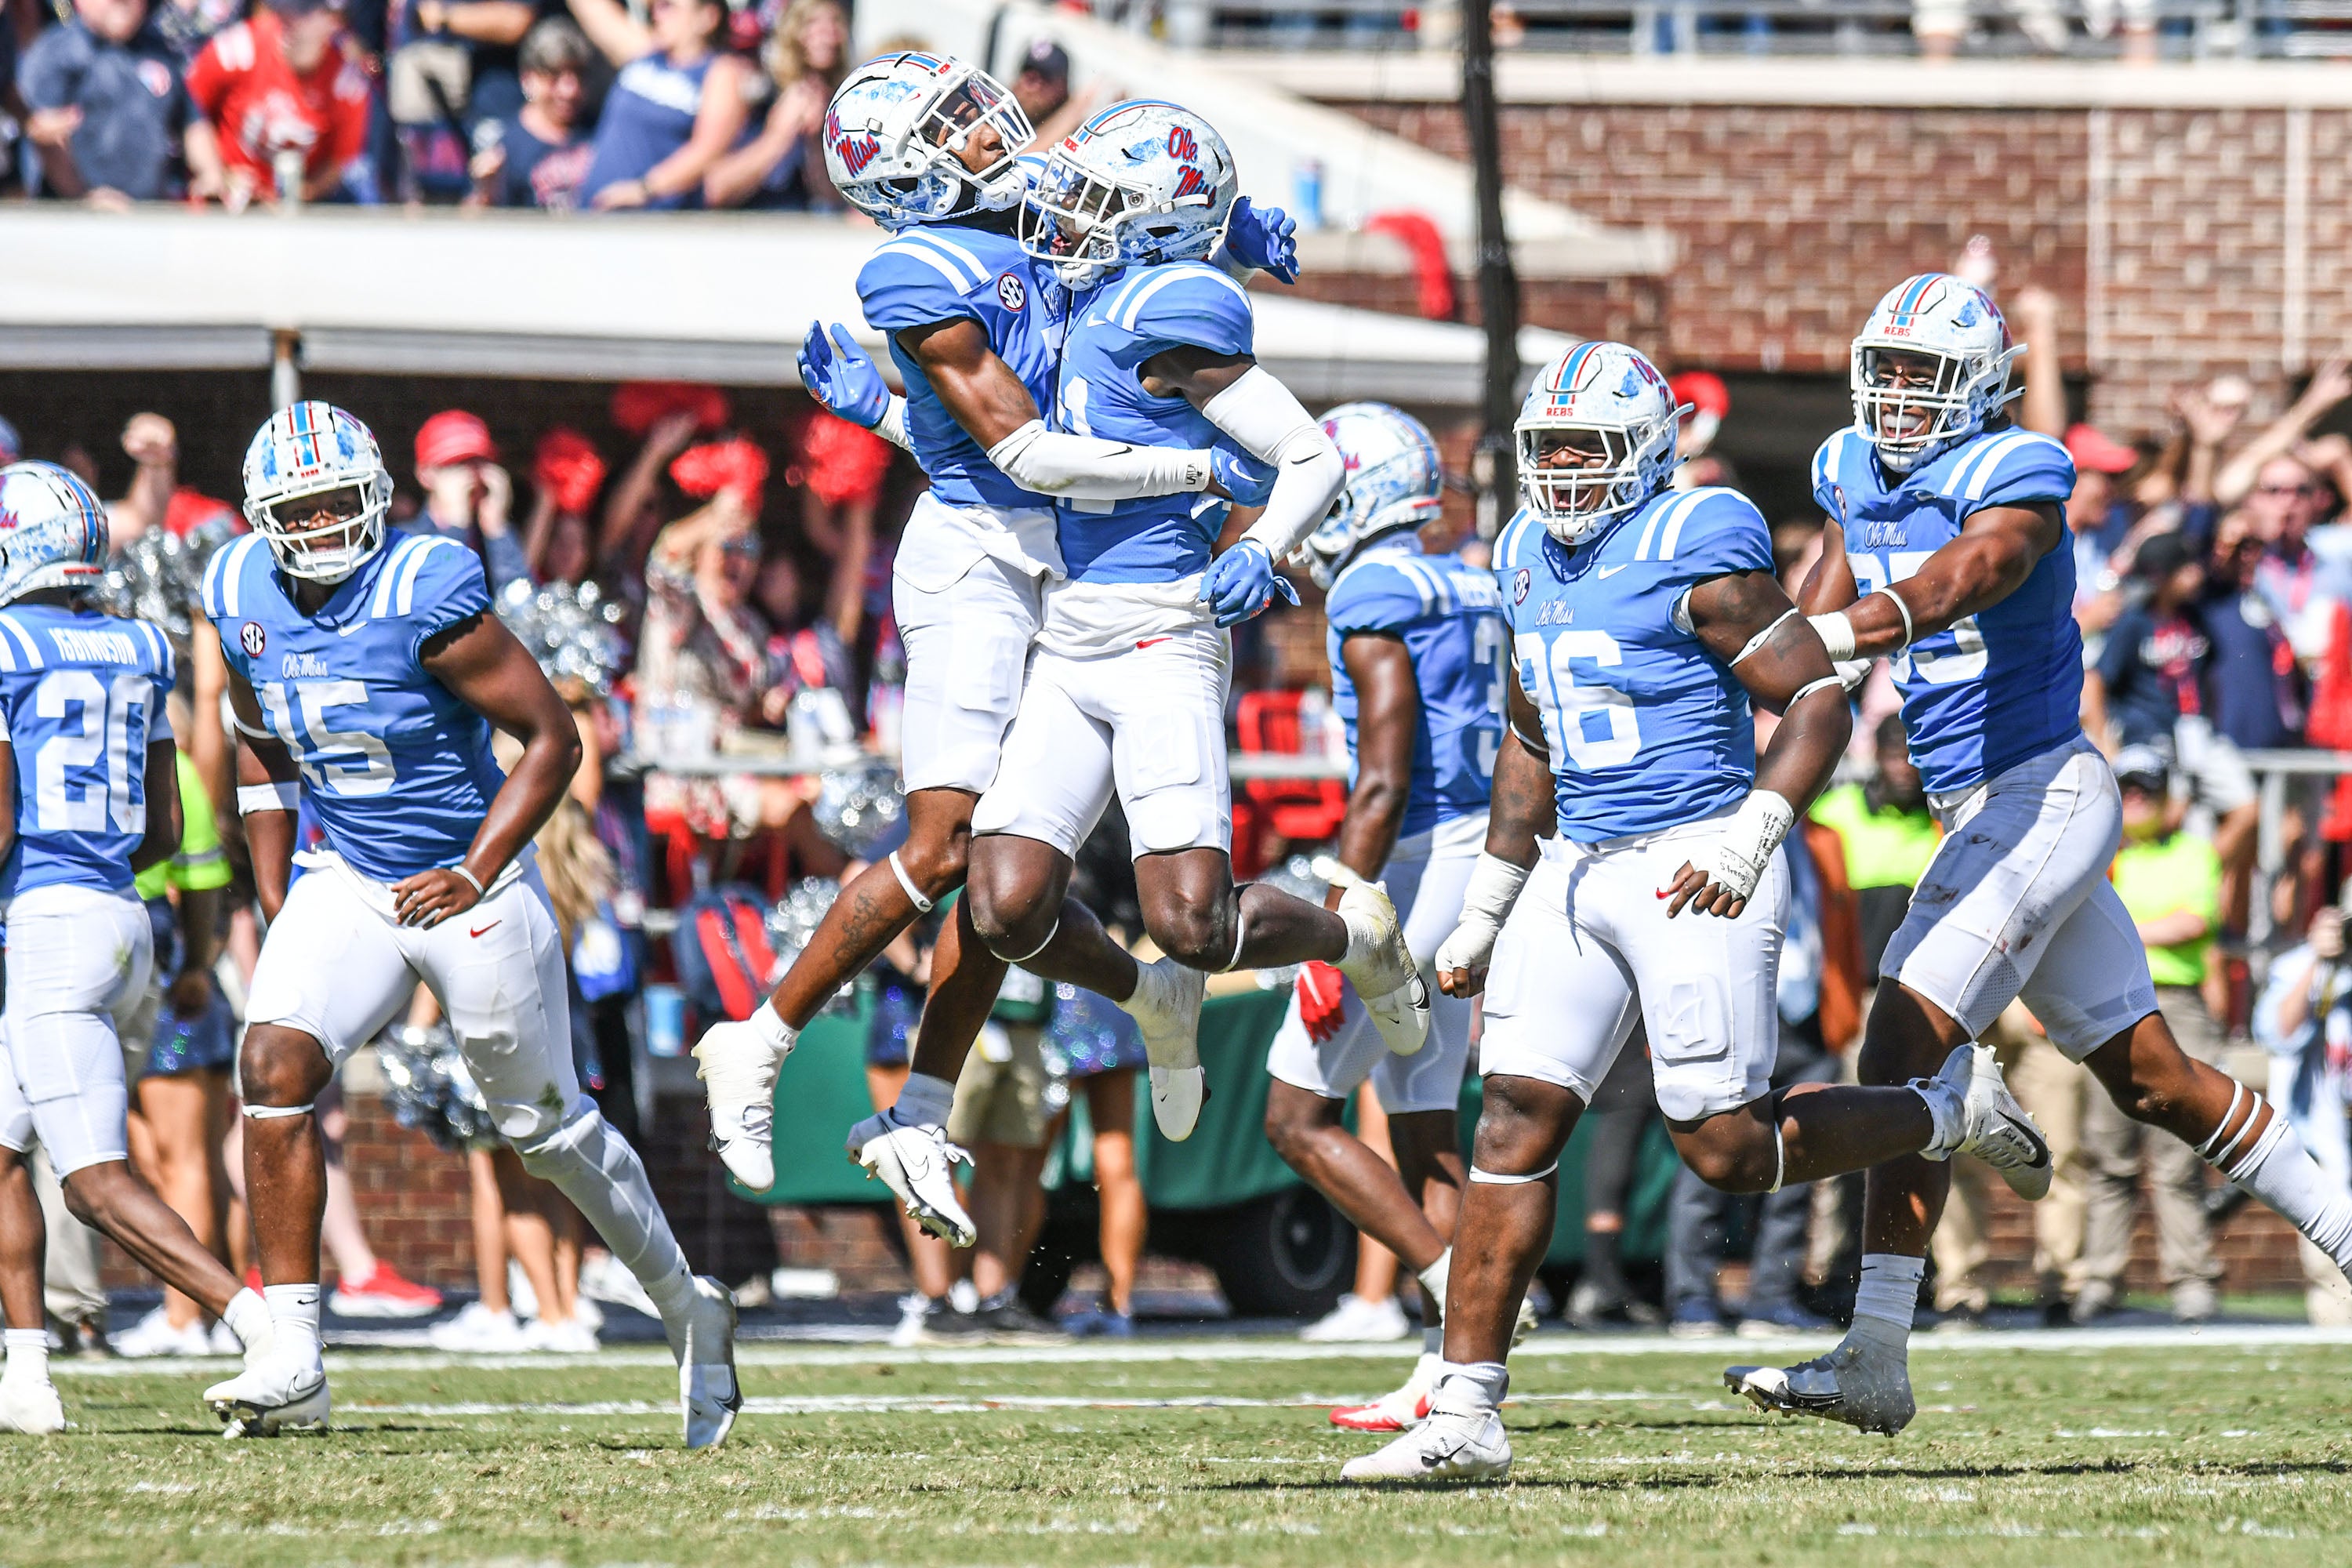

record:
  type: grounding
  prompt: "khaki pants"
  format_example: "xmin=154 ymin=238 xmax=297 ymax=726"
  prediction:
xmin=2078 ymin=986 xmax=2221 ymax=1295
xmin=1931 ymin=1003 xmax=2088 ymax=1311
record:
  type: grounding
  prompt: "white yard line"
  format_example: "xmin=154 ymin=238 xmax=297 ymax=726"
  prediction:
xmin=52 ymin=1320 xmax=2352 ymax=1377
xmin=339 ymin=1390 xmax=1675 ymax=1418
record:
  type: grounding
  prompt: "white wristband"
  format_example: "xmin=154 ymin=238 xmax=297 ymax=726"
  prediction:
xmin=1696 ymin=789 xmax=1795 ymax=906
xmin=1435 ymin=851 xmax=1533 ymax=978
xmin=1806 ymin=611 xmax=1857 ymax=663
xmin=453 ymin=864 xmax=486 ymax=897
xmin=874 ymin=396 xmax=912 ymax=454
xmin=1878 ymin=586 xmax=1916 ymax=647
xmin=237 ymin=782 xmax=298 ymax=815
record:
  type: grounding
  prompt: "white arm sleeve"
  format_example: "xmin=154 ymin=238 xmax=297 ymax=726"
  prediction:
xmin=873 ymin=396 xmax=912 ymax=454
xmin=986 ymin=419 xmax=1214 ymax=500
xmin=1200 ymin=366 xmax=1345 ymax=559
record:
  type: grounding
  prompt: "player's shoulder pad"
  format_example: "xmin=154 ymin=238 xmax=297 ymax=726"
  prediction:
xmin=858 ymin=226 xmax=1008 ymax=331
xmin=1492 ymin=507 xmax=1548 ymax=575
xmin=1625 ymin=486 xmax=1773 ymax=576
xmin=1097 ymin=260 xmax=1254 ymax=357
xmin=1811 ymin=426 xmax=1864 ymax=517
xmin=201 ymin=532 xmax=270 ymax=626
xmin=372 ymin=533 xmax=489 ymax=641
xmin=1328 ymin=549 xmax=1454 ymax=634
xmin=1937 ymin=427 xmax=2074 ymax=511
xmin=124 ymin=615 xmax=176 ymax=688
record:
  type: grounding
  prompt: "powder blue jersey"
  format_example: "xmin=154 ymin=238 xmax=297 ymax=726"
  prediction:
xmin=858 ymin=223 xmax=1062 ymax=511
xmin=0 ymin=604 xmax=174 ymax=900
xmin=1813 ymin=425 xmax=2080 ymax=795
xmin=204 ymin=532 xmax=506 ymax=884
xmin=1053 ymin=260 xmax=1255 ymax=583
xmin=1326 ymin=535 xmax=1504 ymax=837
xmin=1495 ymin=488 xmax=1773 ymax=844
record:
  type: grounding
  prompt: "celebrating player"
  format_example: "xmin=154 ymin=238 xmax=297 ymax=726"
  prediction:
xmin=0 ymin=462 xmax=278 ymax=1436
xmin=1261 ymin=403 xmax=1509 ymax=1433
xmin=1341 ymin=342 xmax=2047 ymax=1484
xmin=693 ymin=53 xmax=1290 ymax=1245
xmin=201 ymin=404 xmax=737 ymax=1443
xmin=1729 ymin=274 xmax=2352 ymax=1434
xmin=960 ymin=101 xmax=1426 ymax=1143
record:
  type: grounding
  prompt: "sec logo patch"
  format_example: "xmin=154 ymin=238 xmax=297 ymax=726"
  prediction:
xmin=1513 ymin=568 xmax=1530 ymax=605
xmin=240 ymin=622 xmax=267 ymax=657
xmin=996 ymin=271 xmax=1026 ymax=312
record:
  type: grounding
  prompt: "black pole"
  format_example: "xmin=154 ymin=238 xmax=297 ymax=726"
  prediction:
xmin=1461 ymin=0 xmax=1520 ymax=538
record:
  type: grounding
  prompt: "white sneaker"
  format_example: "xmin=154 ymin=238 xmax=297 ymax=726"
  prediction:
xmin=1334 ymin=881 xmax=1429 ymax=1058
xmin=580 ymin=1251 xmax=659 ymax=1318
xmin=112 ymin=1305 xmax=212 ymax=1359
xmin=848 ymin=1110 xmax=976 ymax=1247
xmin=204 ymin=1355 xmax=329 ymax=1436
xmin=889 ymin=1292 xmax=931 ymax=1349
xmin=208 ymin=1319 xmax=243 ymax=1356
xmin=1920 ymin=1044 xmax=2053 ymax=1201
xmin=692 ymin=1012 xmax=793 ymax=1192
xmin=507 ymin=1261 xmax=539 ymax=1321
xmin=1341 ymin=1396 xmax=1510 ymax=1483
xmin=1118 ymin=957 xmax=1207 ymax=1141
xmin=660 ymin=1276 xmax=740 ymax=1450
xmin=1301 ymin=1293 xmax=1412 ymax=1344
xmin=1329 ymin=1352 xmax=1437 ymax=1433
xmin=519 ymin=1316 xmax=601 ymax=1354
xmin=1725 ymin=1328 xmax=1915 ymax=1436
xmin=427 ymin=1301 xmax=530 ymax=1352
xmin=0 ymin=1377 xmax=65 ymax=1434
xmin=573 ymin=1294 xmax=604 ymax=1332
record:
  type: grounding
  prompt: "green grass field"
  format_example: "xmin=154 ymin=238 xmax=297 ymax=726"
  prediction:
xmin=12 ymin=1332 xmax=2351 ymax=1566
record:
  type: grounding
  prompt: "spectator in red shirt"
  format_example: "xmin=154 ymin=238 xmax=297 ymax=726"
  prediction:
xmin=185 ymin=0 xmax=374 ymax=205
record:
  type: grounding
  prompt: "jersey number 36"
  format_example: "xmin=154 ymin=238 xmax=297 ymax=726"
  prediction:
xmin=1516 ymin=630 xmax=1641 ymax=771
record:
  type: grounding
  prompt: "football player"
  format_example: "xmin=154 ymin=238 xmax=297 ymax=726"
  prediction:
xmin=1263 ymin=404 xmax=1507 ymax=1433
xmin=694 ymin=53 xmax=1291 ymax=1245
xmin=1341 ymin=342 xmax=2044 ymax=1485
xmin=960 ymin=102 xmax=1428 ymax=1142
xmin=1730 ymin=274 xmax=2352 ymax=1433
xmin=0 ymin=462 xmax=276 ymax=1435
xmin=201 ymin=405 xmax=737 ymax=1443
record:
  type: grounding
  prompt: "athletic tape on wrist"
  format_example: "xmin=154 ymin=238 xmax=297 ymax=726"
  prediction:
xmin=888 ymin=850 xmax=935 ymax=915
xmin=1468 ymin=1160 xmax=1559 ymax=1186
xmin=237 ymin=782 xmax=299 ymax=815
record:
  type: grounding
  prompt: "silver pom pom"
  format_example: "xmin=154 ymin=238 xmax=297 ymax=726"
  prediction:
xmin=495 ymin=577 xmax=628 ymax=693
xmin=96 ymin=525 xmax=201 ymax=656
xmin=376 ymin=1022 xmax=498 ymax=1151
xmin=814 ymin=760 xmax=906 ymax=860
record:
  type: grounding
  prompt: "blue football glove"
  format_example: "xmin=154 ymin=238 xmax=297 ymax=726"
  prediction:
xmin=797 ymin=321 xmax=891 ymax=430
xmin=1199 ymin=539 xmax=1301 ymax=627
xmin=1222 ymin=196 xmax=1301 ymax=286
xmin=1211 ymin=446 xmax=1278 ymax=507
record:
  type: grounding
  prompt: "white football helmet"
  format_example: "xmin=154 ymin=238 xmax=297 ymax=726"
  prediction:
xmin=1292 ymin=403 xmax=1444 ymax=589
xmin=0 ymin=461 xmax=107 ymax=607
xmin=822 ymin=52 xmax=1033 ymax=231
xmin=241 ymin=401 xmax=394 ymax=583
xmin=1018 ymin=100 xmax=1236 ymax=291
xmin=1515 ymin=341 xmax=1682 ymax=546
xmin=1851 ymin=273 xmax=2023 ymax=474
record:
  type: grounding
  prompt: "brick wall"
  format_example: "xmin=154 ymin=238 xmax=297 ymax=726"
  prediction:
xmin=1319 ymin=96 xmax=2347 ymax=440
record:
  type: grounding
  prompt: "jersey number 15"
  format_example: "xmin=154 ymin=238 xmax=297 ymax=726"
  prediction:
xmin=260 ymin=680 xmax=396 ymax=797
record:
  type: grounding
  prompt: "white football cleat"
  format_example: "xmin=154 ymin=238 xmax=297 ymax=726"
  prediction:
xmin=1341 ymin=1395 xmax=1511 ymax=1483
xmin=848 ymin=1109 xmax=976 ymax=1247
xmin=692 ymin=1011 xmax=793 ymax=1192
xmin=112 ymin=1305 xmax=212 ymax=1359
xmin=428 ymin=1301 xmax=530 ymax=1352
xmin=1920 ymin=1044 xmax=2052 ymax=1202
xmin=1334 ymin=882 xmax=1429 ymax=1058
xmin=661 ymin=1275 xmax=741 ymax=1450
xmin=1725 ymin=1330 xmax=1915 ymax=1436
xmin=1329 ymin=1352 xmax=1437 ymax=1433
xmin=1119 ymin=957 xmax=1207 ymax=1141
xmin=0 ymin=1377 xmax=66 ymax=1435
xmin=205 ymin=1356 xmax=330 ymax=1437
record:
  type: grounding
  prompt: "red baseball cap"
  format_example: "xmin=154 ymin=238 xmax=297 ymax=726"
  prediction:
xmin=2064 ymin=422 xmax=2136 ymax=476
xmin=416 ymin=409 xmax=496 ymax=469
xmin=1670 ymin=370 xmax=1730 ymax=421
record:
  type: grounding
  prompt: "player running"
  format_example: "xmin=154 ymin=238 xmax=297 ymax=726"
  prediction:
xmin=0 ymin=462 xmax=278 ymax=1435
xmin=200 ymin=404 xmax=736 ymax=1444
xmin=1341 ymin=342 xmax=2045 ymax=1485
xmin=1730 ymin=274 xmax=2352 ymax=1435
xmin=960 ymin=101 xmax=1428 ymax=1142
xmin=1260 ymin=404 xmax=1507 ymax=1433
xmin=693 ymin=53 xmax=1294 ymax=1245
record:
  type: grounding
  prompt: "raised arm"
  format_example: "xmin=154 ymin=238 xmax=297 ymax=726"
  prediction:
xmin=1662 ymin=568 xmax=1852 ymax=920
xmin=1808 ymin=501 xmax=2062 ymax=664
xmin=563 ymin=0 xmax=650 ymax=66
xmin=2216 ymin=356 xmax=2352 ymax=507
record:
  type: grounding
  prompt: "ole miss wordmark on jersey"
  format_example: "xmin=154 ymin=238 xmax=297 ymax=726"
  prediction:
xmin=1494 ymin=488 xmax=1775 ymax=844
xmin=1813 ymin=424 xmax=2079 ymax=795
xmin=0 ymin=605 xmax=174 ymax=900
xmin=1053 ymin=260 xmax=1254 ymax=584
xmin=203 ymin=532 xmax=506 ymax=884
xmin=1326 ymin=535 xmax=1504 ymax=836
xmin=859 ymin=223 xmax=1062 ymax=510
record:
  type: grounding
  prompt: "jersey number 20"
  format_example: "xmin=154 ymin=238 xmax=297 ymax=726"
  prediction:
xmin=31 ymin=670 xmax=149 ymax=833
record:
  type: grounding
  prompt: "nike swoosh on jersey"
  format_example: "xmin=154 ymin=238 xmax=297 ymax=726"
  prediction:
xmin=1598 ymin=564 xmax=1631 ymax=579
